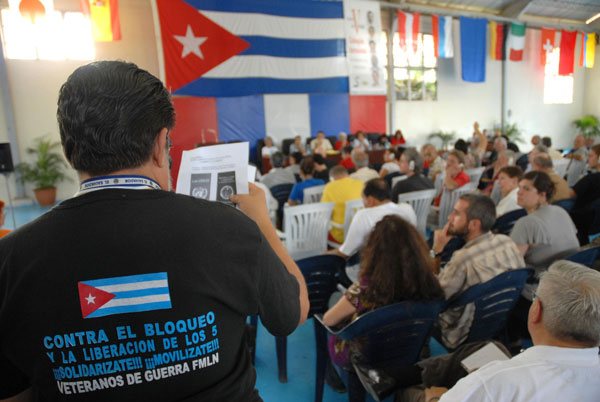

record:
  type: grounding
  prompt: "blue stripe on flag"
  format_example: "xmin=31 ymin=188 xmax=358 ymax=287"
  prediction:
xmin=239 ymin=37 xmax=345 ymax=58
xmin=439 ymin=18 xmax=446 ymax=58
xmin=184 ymin=0 xmax=343 ymax=19
xmin=111 ymin=288 xmax=171 ymax=299
xmin=83 ymin=272 xmax=168 ymax=288
xmin=86 ymin=301 xmax=173 ymax=318
xmin=176 ymin=77 xmax=348 ymax=97
xmin=309 ymin=94 xmax=350 ymax=138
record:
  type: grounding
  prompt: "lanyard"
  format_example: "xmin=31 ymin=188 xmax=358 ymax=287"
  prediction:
xmin=76 ymin=175 xmax=162 ymax=196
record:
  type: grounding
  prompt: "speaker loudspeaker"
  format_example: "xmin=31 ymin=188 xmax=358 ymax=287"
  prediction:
xmin=0 ymin=143 xmax=14 ymax=173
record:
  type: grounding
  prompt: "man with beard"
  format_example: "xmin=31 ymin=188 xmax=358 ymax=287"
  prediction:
xmin=431 ymin=194 xmax=524 ymax=349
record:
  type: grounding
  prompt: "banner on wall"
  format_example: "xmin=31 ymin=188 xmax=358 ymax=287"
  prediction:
xmin=343 ymin=0 xmax=386 ymax=95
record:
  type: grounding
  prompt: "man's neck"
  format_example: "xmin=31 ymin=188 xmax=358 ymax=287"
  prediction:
xmin=79 ymin=167 xmax=159 ymax=183
xmin=464 ymin=230 xmax=486 ymax=243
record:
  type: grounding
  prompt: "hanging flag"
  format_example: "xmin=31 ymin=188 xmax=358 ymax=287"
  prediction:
xmin=431 ymin=15 xmax=454 ymax=58
xmin=540 ymin=28 xmax=556 ymax=65
xmin=79 ymin=0 xmax=121 ymax=42
xmin=508 ymin=23 xmax=526 ymax=61
xmin=579 ymin=32 xmax=596 ymax=68
xmin=489 ymin=21 xmax=507 ymax=60
xmin=397 ymin=10 xmax=420 ymax=54
xmin=460 ymin=17 xmax=487 ymax=82
xmin=559 ymin=29 xmax=577 ymax=75
xmin=155 ymin=0 xmax=348 ymax=96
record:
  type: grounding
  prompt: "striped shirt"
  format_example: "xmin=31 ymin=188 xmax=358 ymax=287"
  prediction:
xmin=438 ymin=232 xmax=525 ymax=349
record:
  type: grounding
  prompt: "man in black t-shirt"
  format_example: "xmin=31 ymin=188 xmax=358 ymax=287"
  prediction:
xmin=0 ymin=61 xmax=309 ymax=401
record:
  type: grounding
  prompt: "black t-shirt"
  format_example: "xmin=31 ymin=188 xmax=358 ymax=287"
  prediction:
xmin=391 ymin=174 xmax=434 ymax=203
xmin=573 ymin=172 xmax=600 ymax=210
xmin=0 ymin=189 xmax=300 ymax=401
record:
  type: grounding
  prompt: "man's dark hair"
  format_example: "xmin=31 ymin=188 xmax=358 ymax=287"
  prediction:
xmin=271 ymin=152 xmax=285 ymax=168
xmin=498 ymin=165 xmax=523 ymax=180
xmin=300 ymin=156 xmax=315 ymax=175
xmin=290 ymin=152 xmax=303 ymax=164
xmin=342 ymin=145 xmax=353 ymax=155
xmin=523 ymin=170 xmax=555 ymax=202
xmin=57 ymin=61 xmax=175 ymax=175
xmin=459 ymin=194 xmax=496 ymax=232
xmin=454 ymin=139 xmax=468 ymax=154
xmin=363 ymin=178 xmax=390 ymax=201
xmin=542 ymin=136 xmax=552 ymax=147
xmin=312 ymin=154 xmax=325 ymax=165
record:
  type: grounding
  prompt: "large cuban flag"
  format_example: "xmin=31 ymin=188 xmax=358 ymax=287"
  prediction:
xmin=155 ymin=0 xmax=348 ymax=97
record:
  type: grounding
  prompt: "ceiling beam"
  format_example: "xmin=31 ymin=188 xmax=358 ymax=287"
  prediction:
xmin=501 ymin=0 xmax=534 ymax=19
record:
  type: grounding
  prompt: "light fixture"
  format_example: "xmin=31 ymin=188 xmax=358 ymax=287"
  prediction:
xmin=18 ymin=0 xmax=45 ymax=23
xmin=586 ymin=12 xmax=600 ymax=25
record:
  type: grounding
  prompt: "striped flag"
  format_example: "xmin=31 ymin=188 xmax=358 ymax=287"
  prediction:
xmin=508 ymin=23 xmax=526 ymax=61
xmin=155 ymin=0 xmax=348 ymax=96
xmin=79 ymin=0 xmax=121 ymax=42
xmin=540 ymin=28 xmax=555 ymax=65
xmin=579 ymin=32 xmax=596 ymax=68
xmin=78 ymin=273 xmax=172 ymax=318
xmin=431 ymin=15 xmax=454 ymax=58
xmin=559 ymin=29 xmax=577 ymax=75
xmin=397 ymin=10 xmax=420 ymax=54
xmin=489 ymin=21 xmax=507 ymax=60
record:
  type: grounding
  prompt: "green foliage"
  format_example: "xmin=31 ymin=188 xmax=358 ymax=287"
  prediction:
xmin=428 ymin=130 xmax=456 ymax=149
xmin=573 ymin=115 xmax=600 ymax=138
xmin=16 ymin=136 xmax=70 ymax=189
xmin=503 ymin=123 xmax=524 ymax=144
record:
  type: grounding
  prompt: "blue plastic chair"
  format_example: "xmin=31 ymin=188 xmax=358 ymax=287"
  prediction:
xmin=566 ymin=246 xmax=600 ymax=268
xmin=492 ymin=209 xmax=527 ymax=235
xmin=553 ymin=198 xmax=575 ymax=212
xmin=316 ymin=300 xmax=446 ymax=402
xmin=444 ymin=268 xmax=533 ymax=347
xmin=270 ymin=183 xmax=294 ymax=228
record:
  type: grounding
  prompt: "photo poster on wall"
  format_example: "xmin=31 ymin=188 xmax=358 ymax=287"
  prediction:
xmin=343 ymin=0 xmax=386 ymax=95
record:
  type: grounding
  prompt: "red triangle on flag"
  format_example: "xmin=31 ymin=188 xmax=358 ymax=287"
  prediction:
xmin=156 ymin=0 xmax=250 ymax=91
xmin=78 ymin=282 xmax=116 ymax=318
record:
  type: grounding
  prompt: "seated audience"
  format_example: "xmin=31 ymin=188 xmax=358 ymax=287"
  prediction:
xmin=374 ymin=260 xmax=600 ymax=402
xmin=517 ymin=144 xmax=548 ymax=173
xmin=433 ymin=150 xmax=470 ymax=206
xmin=323 ymin=215 xmax=444 ymax=369
xmin=569 ymin=144 xmax=600 ymax=245
xmin=261 ymin=136 xmax=278 ymax=157
xmin=565 ymin=134 xmax=588 ymax=162
xmin=310 ymin=130 xmax=333 ymax=152
xmin=375 ymin=135 xmax=390 ymax=150
xmin=471 ymin=121 xmax=487 ymax=160
xmin=328 ymin=179 xmax=416 ymax=259
xmin=390 ymin=129 xmax=406 ymax=146
xmin=289 ymin=135 xmax=306 ymax=155
xmin=510 ymin=171 xmax=579 ymax=270
xmin=484 ymin=136 xmax=507 ymax=166
xmin=542 ymin=136 xmax=562 ymax=160
xmin=454 ymin=139 xmax=478 ymax=169
xmin=349 ymin=150 xmax=379 ymax=183
xmin=287 ymin=156 xmax=325 ymax=206
xmin=259 ymin=151 xmax=296 ymax=189
xmin=284 ymin=151 xmax=303 ymax=177
xmin=480 ymin=149 xmax=515 ymax=193
xmin=379 ymin=148 xmax=401 ymax=178
xmin=421 ymin=144 xmax=446 ymax=180
xmin=432 ymin=194 xmax=524 ymax=348
xmin=352 ymin=131 xmax=372 ymax=151
xmin=334 ymin=132 xmax=349 ymax=150
xmin=338 ymin=146 xmax=355 ymax=171
xmin=530 ymin=153 xmax=570 ymax=202
xmin=321 ymin=166 xmax=364 ymax=244
xmin=495 ymin=166 xmax=523 ymax=217
xmin=312 ymin=154 xmax=332 ymax=183
xmin=391 ymin=148 xmax=433 ymax=203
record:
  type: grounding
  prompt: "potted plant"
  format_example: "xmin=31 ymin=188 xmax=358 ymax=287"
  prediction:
xmin=16 ymin=136 xmax=70 ymax=206
xmin=573 ymin=115 xmax=600 ymax=139
xmin=503 ymin=122 xmax=524 ymax=144
xmin=428 ymin=130 xmax=456 ymax=150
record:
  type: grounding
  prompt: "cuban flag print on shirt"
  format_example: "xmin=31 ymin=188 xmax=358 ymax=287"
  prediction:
xmin=78 ymin=273 xmax=172 ymax=319
xmin=155 ymin=0 xmax=348 ymax=97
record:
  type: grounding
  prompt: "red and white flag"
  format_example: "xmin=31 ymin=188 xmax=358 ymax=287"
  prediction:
xmin=397 ymin=11 xmax=420 ymax=54
xmin=540 ymin=28 xmax=555 ymax=66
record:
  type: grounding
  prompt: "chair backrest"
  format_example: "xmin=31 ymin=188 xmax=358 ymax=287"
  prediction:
xmin=342 ymin=198 xmax=364 ymax=240
xmin=282 ymin=138 xmax=294 ymax=155
xmin=566 ymin=246 xmax=600 ymax=268
xmin=553 ymin=158 xmax=569 ymax=178
xmin=566 ymin=160 xmax=586 ymax=187
xmin=303 ymin=184 xmax=326 ymax=204
xmin=465 ymin=167 xmax=485 ymax=184
xmin=284 ymin=202 xmax=335 ymax=260
xmin=297 ymin=255 xmax=346 ymax=317
xmin=438 ymin=182 xmax=477 ymax=229
xmin=384 ymin=171 xmax=402 ymax=189
xmin=271 ymin=183 xmax=295 ymax=228
xmin=490 ymin=180 xmax=502 ymax=205
xmin=391 ymin=175 xmax=408 ymax=189
xmin=492 ymin=208 xmax=527 ymax=235
xmin=398 ymin=189 xmax=437 ymax=236
xmin=332 ymin=300 xmax=446 ymax=368
xmin=448 ymin=268 xmax=533 ymax=344
xmin=434 ymin=173 xmax=445 ymax=193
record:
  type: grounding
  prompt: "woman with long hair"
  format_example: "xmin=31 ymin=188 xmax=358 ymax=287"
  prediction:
xmin=323 ymin=215 xmax=444 ymax=369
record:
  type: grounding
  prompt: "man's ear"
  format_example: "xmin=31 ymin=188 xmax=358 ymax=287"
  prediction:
xmin=530 ymin=298 xmax=543 ymax=324
xmin=468 ymin=218 xmax=481 ymax=234
xmin=152 ymin=128 xmax=169 ymax=168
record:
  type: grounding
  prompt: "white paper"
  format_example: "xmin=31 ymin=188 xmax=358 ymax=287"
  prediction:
xmin=176 ymin=142 xmax=249 ymax=205
xmin=460 ymin=343 xmax=510 ymax=373
xmin=248 ymin=165 xmax=257 ymax=183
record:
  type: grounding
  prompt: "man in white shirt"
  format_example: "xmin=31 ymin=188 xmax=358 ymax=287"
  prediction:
xmin=328 ymin=178 xmax=416 ymax=260
xmin=349 ymin=150 xmax=379 ymax=183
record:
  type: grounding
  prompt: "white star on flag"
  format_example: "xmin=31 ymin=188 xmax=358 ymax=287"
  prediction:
xmin=174 ymin=25 xmax=207 ymax=59
xmin=85 ymin=293 xmax=96 ymax=305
